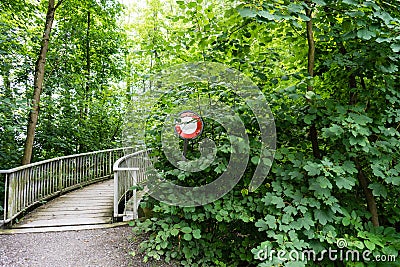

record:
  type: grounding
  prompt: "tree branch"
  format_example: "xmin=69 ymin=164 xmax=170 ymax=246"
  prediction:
xmin=55 ymin=0 xmax=64 ymax=10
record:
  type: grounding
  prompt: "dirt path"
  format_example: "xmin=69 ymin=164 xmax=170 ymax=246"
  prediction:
xmin=0 ymin=225 xmax=175 ymax=267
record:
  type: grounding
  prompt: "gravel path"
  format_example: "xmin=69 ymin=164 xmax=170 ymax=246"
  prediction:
xmin=0 ymin=225 xmax=176 ymax=267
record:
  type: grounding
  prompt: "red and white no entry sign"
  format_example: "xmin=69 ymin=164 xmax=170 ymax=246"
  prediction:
xmin=175 ymin=111 xmax=204 ymax=139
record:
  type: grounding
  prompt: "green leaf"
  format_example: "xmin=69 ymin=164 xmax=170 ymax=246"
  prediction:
xmin=357 ymin=28 xmax=376 ymax=40
xmin=364 ymin=240 xmax=376 ymax=250
xmin=304 ymin=114 xmax=316 ymax=124
xmin=342 ymin=217 xmax=351 ymax=226
xmin=305 ymin=91 xmax=316 ymax=100
xmin=304 ymin=162 xmax=321 ymax=176
xmin=376 ymin=37 xmax=391 ymax=43
xmin=188 ymin=2 xmax=197 ymax=8
xmin=263 ymin=215 xmax=277 ymax=229
xmin=298 ymin=215 xmax=315 ymax=230
xmin=314 ymin=210 xmax=330 ymax=225
xmin=342 ymin=0 xmax=358 ymax=5
xmin=215 ymin=214 xmax=223 ymax=222
xmin=287 ymin=3 xmax=303 ymax=14
xmin=181 ymin=226 xmax=192 ymax=234
xmin=237 ymin=8 xmax=257 ymax=18
xmin=349 ymin=113 xmax=373 ymax=126
xmin=171 ymin=228 xmax=179 ymax=236
xmin=372 ymin=165 xmax=385 ymax=178
xmin=257 ymin=10 xmax=277 ymax=21
xmin=368 ymin=183 xmax=387 ymax=198
xmin=192 ymin=229 xmax=201 ymax=239
xmin=390 ymin=43 xmax=400 ymax=53
xmin=380 ymin=63 xmax=398 ymax=73
xmin=271 ymin=196 xmax=285 ymax=208
xmin=183 ymin=233 xmax=192 ymax=241
xmin=323 ymin=124 xmax=344 ymax=137
xmin=316 ymin=176 xmax=332 ymax=189
xmin=251 ymin=156 xmax=260 ymax=165
xmin=343 ymin=161 xmax=357 ymax=174
xmin=335 ymin=176 xmax=356 ymax=190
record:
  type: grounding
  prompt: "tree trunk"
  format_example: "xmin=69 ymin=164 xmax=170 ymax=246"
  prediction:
xmin=305 ymin=2 xmax=321 ymax=159
xmin=354 ymin=158 xmax=380 ymax=226
xmin=85 ymin=10 xmax=91 ymax=116
xmin=21 ymin=0 xmax=63 ymax=165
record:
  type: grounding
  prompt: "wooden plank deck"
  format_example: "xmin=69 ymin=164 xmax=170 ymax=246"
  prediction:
xmin=13 ymin=179 xmax=114 ymax=229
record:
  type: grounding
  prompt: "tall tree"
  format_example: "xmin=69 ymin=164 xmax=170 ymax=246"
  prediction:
xmin=22 ymin=0 xmax=64 ymax=165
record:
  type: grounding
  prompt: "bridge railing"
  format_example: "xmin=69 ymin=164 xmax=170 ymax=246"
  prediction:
xmin=113 ymin=150 xmax=151 ymax=220
xmin=0 ymin=147 xmax=134 ymax=226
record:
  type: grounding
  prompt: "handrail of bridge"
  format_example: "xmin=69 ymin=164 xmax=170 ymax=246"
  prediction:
xmin=0 ymin=147 xmax=134 ymax=226
xmin=113 ymin=149 xmax=151 ymax=220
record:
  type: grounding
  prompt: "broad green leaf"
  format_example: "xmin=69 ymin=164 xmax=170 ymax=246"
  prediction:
xmin=287 ymin=3 xmax=303 ymax=14
xmin=368 ymin=183 xmax=387 ymax=198
xmin=357 ymin=28 xmax=376 ymax=40
xmin=314 ymin=210 xmax=330 ymax=225
xmin=343 ymin=161 xmax=357 ymax=174
xmin=323 ymin=124 xmax=344 ymax=137
xmin=251 ymin=156 xmax=260 ymax=165
xmin=183 ymin=233 xmax=192 ymax=241
xmin=316 ymin=176 xmax=332 ymax=189
xmin=181 ymin=226 xmax=192 ymax=234
xmin=170 ymin=228 xmax=179 ymax=236
xmin=257 ymin=10 xmax=277 ymax=21
xmin=263 ymin=215 xmax=277 ymax=229
xmin=364 ymin=240 xmax=376 ymax=250
xmin=304 ymin=162 xmax=321 ymax=176
xmin=271 ymin=196 xmax=285 ymax=208
xmin=348 ymin=113 xmax=373 ymax=125
xmin=192 ymin=229 xmax=201 ymax=239
xmin=304 ymin=114 xmax=316 ymax=124
xmin=342 ymin=0 xmax=358 ymax=5
xmin=237 ymin=8 xmax=257 ymax=18
xmin=390 ymin=43 xmax=400 ymax=53
xmin=342 ymin=217 xmax=351 ymax=226
xmin=335 ymin=176 xmax=356 ymax=190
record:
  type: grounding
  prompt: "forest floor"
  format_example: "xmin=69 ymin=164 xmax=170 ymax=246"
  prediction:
xmin=0 ymin=225 xmax=176 ymax=267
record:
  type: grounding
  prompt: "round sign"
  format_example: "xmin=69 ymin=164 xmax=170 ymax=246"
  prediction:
xmin=175 ymin=111 xmax=204 ymax=139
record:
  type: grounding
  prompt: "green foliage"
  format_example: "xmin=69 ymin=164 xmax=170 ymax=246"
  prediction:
xmin=0 ymin=0 xmax=126 ymax=208
xmin=0 ymin=0 xmax=126 ymax=163
xmin=126 ymin=0 xmax=400 ymax=266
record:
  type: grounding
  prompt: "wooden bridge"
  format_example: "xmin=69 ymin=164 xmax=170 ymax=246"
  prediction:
xmin=0 ymin=148 xmax=150 ymax=231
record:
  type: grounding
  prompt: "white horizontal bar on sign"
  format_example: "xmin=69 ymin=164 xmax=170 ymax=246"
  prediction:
xmin=114 ymin=167 xmax=140 ymax=171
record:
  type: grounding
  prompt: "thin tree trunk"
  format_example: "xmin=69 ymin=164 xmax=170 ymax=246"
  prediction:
xmin=305 ymin=2 xmax=321 ymax=159
xmin=22 ymin=0 xmax=63 ymax=165
xmin=85 ymin=10 xmax=91 ymax=116
xmin=354 ymin=158 xmax=380 ymax=226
